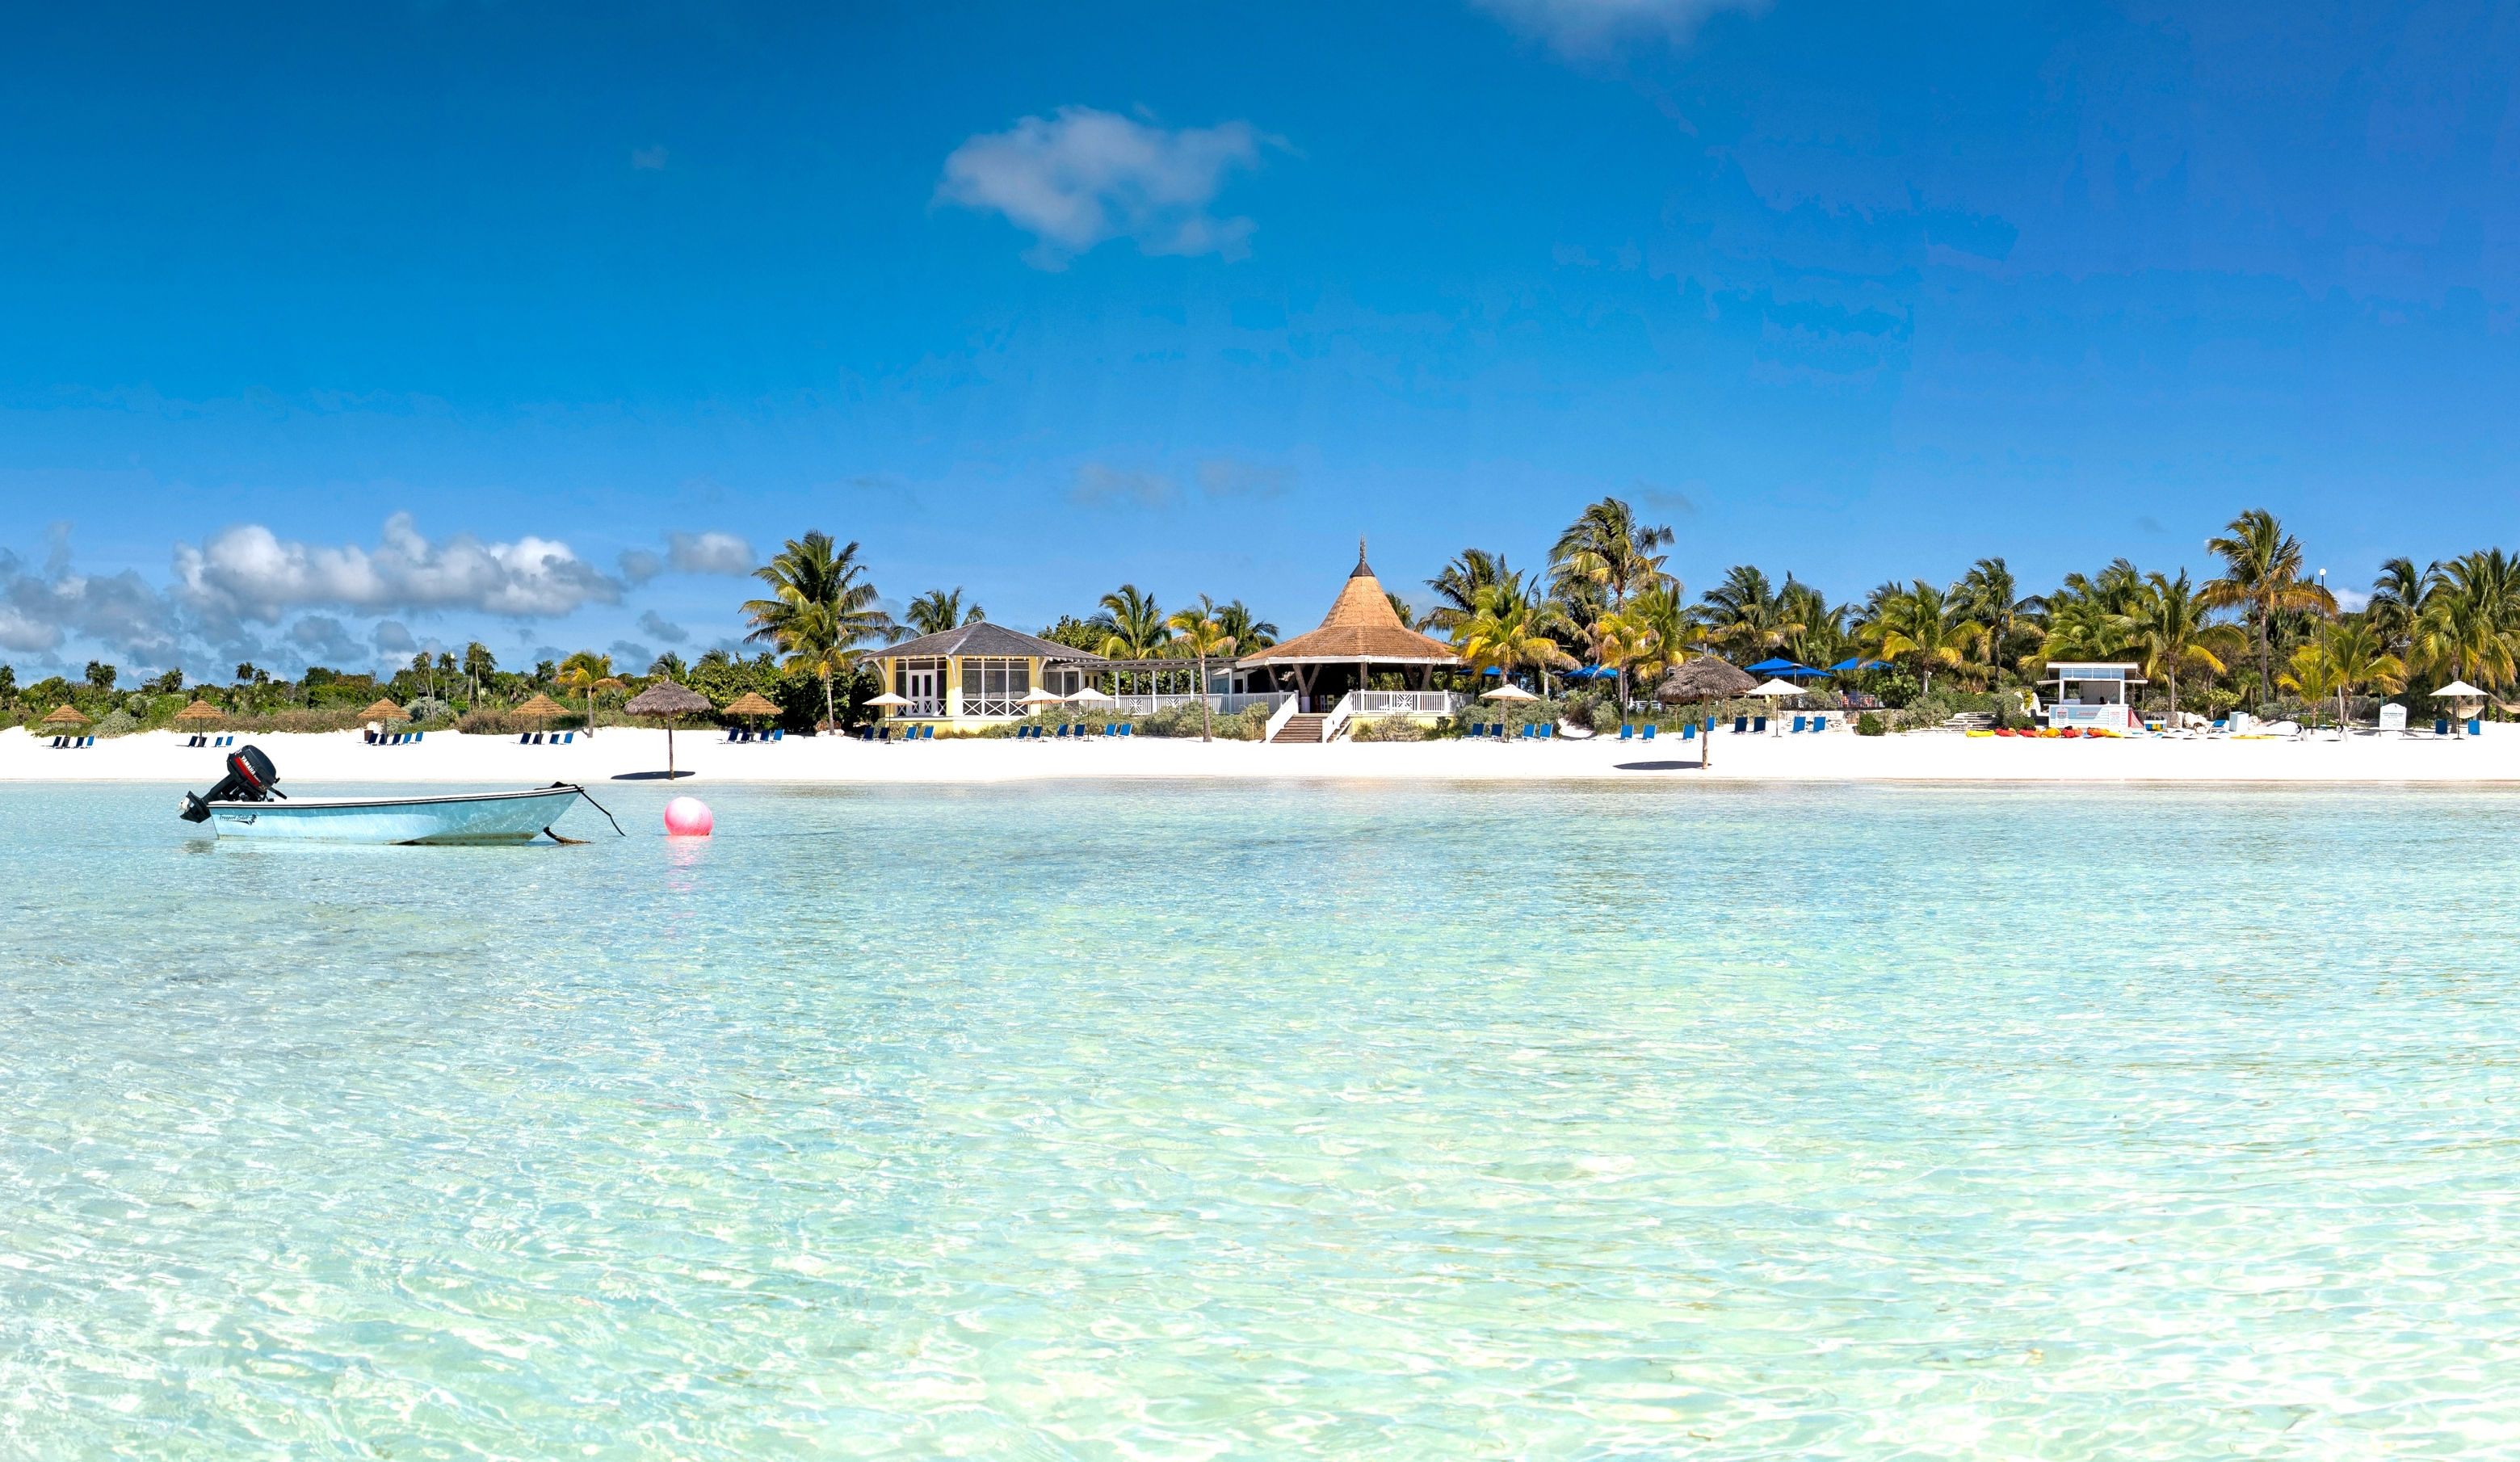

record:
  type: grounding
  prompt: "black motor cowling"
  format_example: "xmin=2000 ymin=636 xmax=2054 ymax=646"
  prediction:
xmin=179 ymin=745 xmax=281 ymax=822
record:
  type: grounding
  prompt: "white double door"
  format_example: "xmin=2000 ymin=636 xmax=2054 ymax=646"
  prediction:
xmin=905 ymin=668 xmax=943 ymax=717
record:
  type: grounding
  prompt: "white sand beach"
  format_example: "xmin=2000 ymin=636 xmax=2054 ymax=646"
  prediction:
xmin=10 ymin=722 xmax=2520 ymax=785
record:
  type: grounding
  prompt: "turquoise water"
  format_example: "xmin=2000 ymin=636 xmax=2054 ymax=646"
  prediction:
xmin=5 ymin=779 xmax=2519 ymax=1457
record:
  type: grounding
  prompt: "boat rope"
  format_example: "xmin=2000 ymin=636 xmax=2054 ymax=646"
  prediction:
xmin=553 ymin=782 xmax=626 ymax=838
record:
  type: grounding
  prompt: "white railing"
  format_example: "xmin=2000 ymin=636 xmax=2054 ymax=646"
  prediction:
xmin=1353 ymin=691 xmax=1462 ymax=716
xmin=1106 ymin=691 xmax=1292 ymax=716
xmin=1264 ymin=696 xmax=1303 ymax=743
xmin=1321 ymin=691 xmax=1359 ymax=743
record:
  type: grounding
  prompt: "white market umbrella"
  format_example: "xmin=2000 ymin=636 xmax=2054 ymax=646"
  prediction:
xmin=1481 ymin=683 xmax=1539 ymax=701
xmin=1067 ymin=686 xmax=1115 ymax=704
xmin=1749 ymin=678 xmax=1806 ymax=698
xmin=864 ymin=691 xmax=913 ymax=708
xmin=1017 ymin=687 xmax=1067 ymax=706
xmin=2431 ymin=681 xmax=2485 ymax=699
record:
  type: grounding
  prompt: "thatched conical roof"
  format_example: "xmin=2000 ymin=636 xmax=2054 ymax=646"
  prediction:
xmin=40 ymin=703 xmax=90 ymax=727
xmin=723 ymin=691 xmax=780 ymax=720
xmin=1654 ymin=656 xmax=1758 ymax=704
xmin=173 ymin=699 xmax=225 ymax=725
xmin=624 ymin=681 xmax=712 ymax=717
xmin=359 ymin=697 xmax=410 ymax=721
xmin=1237 ymin=540 xmax=1458 ymax=666
xmin=513 ymin=692 xmax=569 ymax=721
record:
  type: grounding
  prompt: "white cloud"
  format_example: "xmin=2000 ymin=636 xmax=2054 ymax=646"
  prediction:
xmin=1469 ymin=0 xmax=1766 ymax=53
xmin=172 ymin=513 xmax=620 ymax=628
xmin=373 ymin=620 xmax=419 ymax=655
xmin=1069 ymin=463 xmax=1179 ymax=510
xmin=0 ymin=528 xmax=180 ymax=659
xmin=1198 ymin=458 xmax=1295 ymax=500
xmin=938 ymin=107 xmax=1279 ymax=269
xmin=638 ymin=609 xmax=690 ymax=645
xmin=620 ymin=548 xmax=664 ymax=586
xmin=288 ymin=615 xmax=367 ymax=666
xmin=666 ymin=531 xmax=754 ymax=575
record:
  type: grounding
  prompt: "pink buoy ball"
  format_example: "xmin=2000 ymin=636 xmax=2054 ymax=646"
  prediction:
xmin=663 ymin=796 xmax=714 ymax=837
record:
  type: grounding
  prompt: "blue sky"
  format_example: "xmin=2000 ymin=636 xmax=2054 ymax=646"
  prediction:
xmin=5 ymin=0 xmax=2518 ymax=677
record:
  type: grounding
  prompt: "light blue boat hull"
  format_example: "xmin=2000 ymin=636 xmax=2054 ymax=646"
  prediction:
xmin=206 ymin=787 xmax=584 ymax=844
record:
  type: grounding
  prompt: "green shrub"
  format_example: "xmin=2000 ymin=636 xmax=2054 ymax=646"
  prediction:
xmin=97 ymin=709 xmax=140 ymax=737
xmin=1856 ymin=711 xmax=1886 ymax=737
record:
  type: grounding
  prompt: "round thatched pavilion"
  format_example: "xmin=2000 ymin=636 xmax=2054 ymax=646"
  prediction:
xmin=1234 ymin=543 xmax=1460 ymax=710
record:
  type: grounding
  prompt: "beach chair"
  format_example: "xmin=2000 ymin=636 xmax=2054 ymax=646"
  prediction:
xmin=1617 ymin=724 xmax=1633 ymax=741
xmin=2435 ymin=718 xmax=2451 ymax=737
xmin=517 ymin=732 xmax=531 ymax=745
xmin=1465 ymin=723 xmax=1484 ymax=739
xmin=2469 ymin=718 xmax=2484 ymax=737
xmin=1056 ymin=724 xmax=1070 ymax=740
xmin=413 ymin=731 xmax=422 ymax=743
xmin=1733 ymin=716 xmax=1748 ymax=734
xmin=1642 ymin=724 xmax=1656 ymax=742
xmin=1753 ymin=716 xmax=1767 ymax=734
xmin=1119 ymin=723 xmax=1134 ymax=737
xmin=81 ymin=736 xmax=94 ymax=748
xmin=563 ymin=731 xmax=575 ymax=745
xmin=1679 ymin=722 xmax=1695 ymax=741
xmin=48 ymin=736 xmax=63 ymax=749
xmin=1539 ymin=724 xmax=1554 ymax=741
xmin=771 ymin=729 xmax=784 ymax=742
xmin=1790 ymin=715 xmax=1806 ymax=734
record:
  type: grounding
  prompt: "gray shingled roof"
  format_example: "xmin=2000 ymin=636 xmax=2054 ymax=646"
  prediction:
xmin=874 ymin=621 xmax=1108 ymax=663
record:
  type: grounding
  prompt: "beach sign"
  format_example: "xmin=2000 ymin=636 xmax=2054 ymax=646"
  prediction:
xmin=2379 ymin=704 xmax=2407 ymax=732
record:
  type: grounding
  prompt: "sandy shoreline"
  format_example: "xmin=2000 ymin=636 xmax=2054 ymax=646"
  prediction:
xmin=8 ymin=722 xmax=2520 ymax=786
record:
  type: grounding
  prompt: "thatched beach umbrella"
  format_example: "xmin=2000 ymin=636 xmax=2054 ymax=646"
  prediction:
xmin=1655 ymin=656 xmax=1756 ymax=769
xmin=723 ymin=691 xmax=780 ymax=732
xmin=173 ymin=699 xmax=224 ymax=727
xmin=40 ymin=704 xmax=90 ymax=732
xmin=1654 ymin=656 xmax=1757 ymax=705
xmin=359 ymin=697 xmax=410 ymax=725
xmin=514 ymin=692 xmax=568 ymax=727
xmin=624 ymin=680 xmax=712 ymax=779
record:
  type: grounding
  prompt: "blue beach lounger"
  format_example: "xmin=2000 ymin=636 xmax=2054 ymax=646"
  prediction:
xmin=1733 ymin=716 xmax=1749 ymax=734
xmin=1642 ymin=724 xmax=1657 ymax=741
xmin=1790 ymin=716 xmax=1806 ymax=734
xmin=2436 ymin=718 xmax=2451 ymax=736
xmin=1617 ymin=724 xmax=1633 ymax=741
xmin=1753 ymin=716 xmax=1767 ymax=733
xmin=1679 ymin=722 xmax=1695 ymax=740
xmin=2469 ymin=718 xmax=2483 ymax=737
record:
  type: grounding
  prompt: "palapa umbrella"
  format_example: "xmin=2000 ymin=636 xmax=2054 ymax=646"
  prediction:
xmin=1655 ymin=656 xmax=1758 ymax=769
xmin=1654 ymin=656 xmax=1758 ymax=704
xmin=173 ymin=699 xmax=224 ymax=726
xmin=723 ymin=691 xmax=781 ymax=730
xmin=514 ymin=692 xmax=569 ymax=725
xmin=624 ymin=680 xmax=712 ymax=779
xmin=40 ymin=704 xmax=90 ymax=730
xmin=359 ymin=697 xmax=410 ymax=724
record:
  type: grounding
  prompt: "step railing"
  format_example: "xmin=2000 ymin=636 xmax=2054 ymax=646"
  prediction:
xmin=1320 ymin=691 xmax=1359 ymax=743
xmin=1263 ymin=695 xmax=1303 ymax=743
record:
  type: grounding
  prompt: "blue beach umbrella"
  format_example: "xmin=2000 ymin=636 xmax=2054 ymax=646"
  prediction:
xmin=1827 ymin=657 xmax=1892 ymax=674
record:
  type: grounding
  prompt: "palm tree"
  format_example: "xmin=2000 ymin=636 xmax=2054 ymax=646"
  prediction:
xmin=741 ymin=531 xmax=895 ymax=729
xmin=2412 ymin=550 xmax=2520 ymax=691
xmin=1451 ymin=578 xmax=1576 ymax=695
xmin=2115 ymin=571 xmax=2242 ymax=727
xmin=1858 ymin=580 xmax=1984 ymax=696
xmin=463 ymin=641 xmax=497 ymax=704
xmin=1698 ymin=565 xmax=1802 ymax=662
xmin=648 ymin=651 xmax=688 ymax=680
xmin=556 ymin=650 xmax=614 ymax=736
xmin=1585 ymin=609 xmax=1657 ymax=708
xmin=1165 ymin=600 xmax=1239 ymax=742
xmin=1628 ymin=582 xmax=1698 ymax=687
xmin=1779 ymin=579 xmax=1845 ymax=671
xmin=1090 ymin=585 xmax=1167 ymax=692
xmin=2281 ymin=617 xmax=2405 ymax=731
xmin=905 ymin=587 xmax=984 ymax=637
xmin=1957 ymin=557 xmax=2045 ymax=686
xmin=1215 ymin=600 xmax=1279 ymax=653
xmin=2367 ymin=557 xmax=2430 ymax=658
xmin=1424 ymin=550 xmax=1514 ymax=634
xmin=1550 ymin=497 xmax=1677 ymax=611
xmin=2202 ymin=510 xmax=2337 ymax=708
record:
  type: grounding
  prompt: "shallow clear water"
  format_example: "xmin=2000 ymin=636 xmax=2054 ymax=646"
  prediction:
xmin=6 ymin=779 xmax=2520 ymax=1457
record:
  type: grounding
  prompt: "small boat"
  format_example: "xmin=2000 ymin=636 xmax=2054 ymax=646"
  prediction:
xmin=178 ymin=745 xmax=603 ymax=845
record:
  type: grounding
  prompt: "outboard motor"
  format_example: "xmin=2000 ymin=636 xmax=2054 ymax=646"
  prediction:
xmin=180 ymin=744 xmax=283 ymax=822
